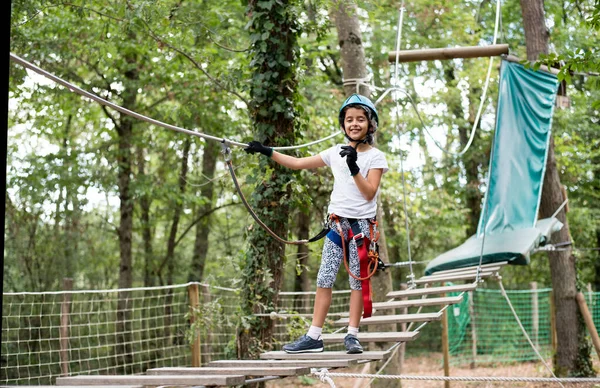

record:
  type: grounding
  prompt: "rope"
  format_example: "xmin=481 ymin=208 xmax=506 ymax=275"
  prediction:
xmin=9 ymin=53 xmax=341 ymax=151
xmin=221 ymin=143 xmax=309 ymax=245
xmin=390 ymin=3 xmax=417 ymax=288
xmin=312 ymin=370 xmax=600 ymax=383
xmin=498 ymin=279 xmax=565 ymax=387
xmin=312 ymin=368 xmax=337 ymax=387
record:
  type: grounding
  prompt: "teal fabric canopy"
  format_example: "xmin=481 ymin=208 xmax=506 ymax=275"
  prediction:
xmin=424 ymin=60 xmax=560 ymax=276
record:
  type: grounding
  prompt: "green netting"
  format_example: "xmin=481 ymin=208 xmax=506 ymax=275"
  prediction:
xmin=447 ymin=287 xmax=554 ymax=366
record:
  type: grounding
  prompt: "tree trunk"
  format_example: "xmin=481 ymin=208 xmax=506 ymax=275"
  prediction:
xmin=165 ymin=138 xmax=191 ymax=285
xmin=189 ymin=140 xmax=219 ymax=282
xmin=136 ymin=145 xmax=154 ymax=287
xmin=332 ymin=0 xmax=370 ymax=96
xmin=461 ymin=83 xmax=484 ymax=237
xmin=115 ymin=47 xmax=139 ymax=374
xmin=520 ymin=0 xmax=592 ymax=376
xmin=444 ymin=63 xmax=483 ymax=236
xmin=237 ymin=2 xmax=300 ymax=365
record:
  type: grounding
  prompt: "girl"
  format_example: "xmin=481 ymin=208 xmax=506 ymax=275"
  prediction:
xmin=245 ymin=94 xmax=388 ymax=354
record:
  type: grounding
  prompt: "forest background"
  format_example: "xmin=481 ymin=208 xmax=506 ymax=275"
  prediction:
xmin=5 ymin=0 xmax=600 ymax=370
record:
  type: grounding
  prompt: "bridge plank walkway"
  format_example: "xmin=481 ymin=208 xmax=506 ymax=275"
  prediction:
xmin=51 ymin=262 xmax=506 ymax=387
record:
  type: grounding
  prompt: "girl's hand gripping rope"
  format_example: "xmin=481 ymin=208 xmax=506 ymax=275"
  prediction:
xmin=245 ymin=141 xmax=273 ymax=157
xmin=339 ymin=145 xmax=360 ymax=176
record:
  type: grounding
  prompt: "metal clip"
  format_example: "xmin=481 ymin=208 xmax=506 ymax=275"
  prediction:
xmin=220 ymin=139 xmax=232 ymax=162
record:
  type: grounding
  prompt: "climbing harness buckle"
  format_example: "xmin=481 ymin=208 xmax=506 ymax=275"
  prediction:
xmin=352 ymin=233 xmax=365 ymax=243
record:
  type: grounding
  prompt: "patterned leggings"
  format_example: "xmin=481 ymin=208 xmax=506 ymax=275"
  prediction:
xmin=316 ymin=217 xmax=373 ymax=290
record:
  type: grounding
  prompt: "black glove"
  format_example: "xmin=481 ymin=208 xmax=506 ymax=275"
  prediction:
xmin=340 ymin=145 xmax=360 ymax=176
xmin=245 ymin=141 xmax=273 ymax=157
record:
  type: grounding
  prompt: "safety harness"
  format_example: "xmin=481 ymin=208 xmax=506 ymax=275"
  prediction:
xmin=326 ymin=214 xmax=381 ymax=318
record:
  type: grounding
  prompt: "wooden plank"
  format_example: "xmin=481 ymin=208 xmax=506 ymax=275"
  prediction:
xmin=147 ymin=366 xmax=309 ymax=377
xmin=55 ymin=375 xmax=245 ymax=386
xmin=428 ymin=262 xmax=508 ymax=276
xmin=335 ymin=312 xmax=442 ymax=326
xmin=414 ymin=270 xmax=496 ymax=285
xmin=420 ymin=268 xmax=501 ymax=280
xmin=208 ymin=359 xmax=359 ymax=368
xmin=373 ymin=295 xmax=463 ymax=310
xmin=321 ymin=331 xmax=419 ymax=343
xmin=260 ymin=350 xmax=389 ymax=361
xmin=1 ymin=386 xmax=143 ymax=388
xmin=387 ymin=283 xmax=477 ymax=299
xmin=388 ymin=44 xmax=509 ymax=63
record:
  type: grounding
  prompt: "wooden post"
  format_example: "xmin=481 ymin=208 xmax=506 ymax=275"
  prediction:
xmin=388 ymin=44 xmax=509 ymax=63
xmin=576 ymin=292 xmax=600 ymax=361
xmin=468 ymin=291 xmax=477 ymax=369
xmin=550 ymin=291 xmax=557 ymax=355
xmin=531 ymin=282 xmax=539 ymax=348
xmin=201 ymin=285 xmax=213 ymax=363
xmin=441 ymin=285 xmax=451 ymax=388
xmin=188 ymin=284 xmax=201 ymax=367
xmin=60 ymin=278 xmax=73 ymax=376
xmin=587 ymin=283 xmax=593 ymax=307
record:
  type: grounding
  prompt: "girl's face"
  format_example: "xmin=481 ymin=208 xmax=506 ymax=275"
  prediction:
xmin=343 ymin=107 xmax=369 ymax=141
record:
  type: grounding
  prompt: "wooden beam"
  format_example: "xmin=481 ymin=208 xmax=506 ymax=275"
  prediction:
xmin=373 ymin=296 xmax=463 ymax=310
xmin=387 ymin=283 xmax=477 ymax=299
xmin=208 ymin=359 xmax=358 ymax=368
xmin=320 ymin=331 xmax=419 ymax=343
xmin=260 ymin=350 xmax=389 ymax=361
xmin=388 ymin=44 xmax=509 ymax=63
xmin=334 ymin=312 xmax=442 ymax=326
xmin=576 ymin=292 xmax=600 ymax=361
xmin=503 ymin=55 xmax=560 ymax=75
xmin=147 ymin=366 xmax=310 ymax=377
xmin=56 ymin=375 xmax=245 ymax=386
xmin=415 ymin=270 xmax=496 ymax=285
xmin=428 ymin=262 xmax=508 ymax=277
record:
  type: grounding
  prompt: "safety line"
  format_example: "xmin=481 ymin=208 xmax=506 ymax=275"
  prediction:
xmin=221 ymin=143 xmax=308 ymax=245
xmin=312 ymin=369 xmax=600 ymax=384
xmin=498 ymin=279 xmax=565 ymax=387
xmin=9 ymin=53 xmax=341 ymax=151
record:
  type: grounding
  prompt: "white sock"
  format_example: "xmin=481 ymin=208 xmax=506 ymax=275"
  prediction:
xmin=347 ymin=326 xmax=359 ymax=337
xmin=306 ymin=325 xmax=323 ymax=340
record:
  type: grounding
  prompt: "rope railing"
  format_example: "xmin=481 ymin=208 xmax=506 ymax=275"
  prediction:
xmin=311 ymin=369 xmax=600 ymax=385
xmin=9 ymin=53 xmax=341 ymax=151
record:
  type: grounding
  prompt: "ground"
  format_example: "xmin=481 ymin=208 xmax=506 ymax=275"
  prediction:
xmin=265 ymin=352 xmax=600 ymax=388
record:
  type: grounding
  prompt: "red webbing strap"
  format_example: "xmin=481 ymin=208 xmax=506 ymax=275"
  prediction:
xmin=331 ymin=214 xmax=378 ymax=319
xmin=347 ymin=227 xmax=373 ymax=318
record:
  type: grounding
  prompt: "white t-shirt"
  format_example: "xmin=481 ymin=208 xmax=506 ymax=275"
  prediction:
xmin=319 ymin=144 xmax=389 ymax=219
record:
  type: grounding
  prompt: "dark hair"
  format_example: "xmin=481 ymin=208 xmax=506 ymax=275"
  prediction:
xmin=341 ymin=105 xmax=376 ymax=145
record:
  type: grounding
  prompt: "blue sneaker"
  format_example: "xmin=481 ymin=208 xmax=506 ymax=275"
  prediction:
xmin=344 ymin=334 xmax=363 ymax=354
xmin=282 ymin=335 xmax=324 ymax=353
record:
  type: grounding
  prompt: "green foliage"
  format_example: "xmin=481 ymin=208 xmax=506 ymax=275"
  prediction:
xmin=6 ymin=1 xmax=600 ymax=374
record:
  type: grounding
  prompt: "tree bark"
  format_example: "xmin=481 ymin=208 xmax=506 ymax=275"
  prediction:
xmin=136 ymin=145 xmax=154 ymax=287
xmin=444 ymin=64 xmax=483 ymax=236
xmin=520 ymin=0 xmax=550 ymax=61
xmin=237 ymin=2 xmax=300 ymax=366
xmin=165 ymin=137 xmax=191 ymax=285
xmin=332 ymin=0 xmax=370 ymax=96
xmin=520 ymin=0 xmax=592 ymax=376
xmin=115 ymin=47 xmax=139 ymax=374
xmin=189 ymin=140 xmax=219 ymax=282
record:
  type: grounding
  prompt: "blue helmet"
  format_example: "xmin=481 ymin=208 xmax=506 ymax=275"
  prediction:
xmin=338 ymin=94 xmax=379 ymax=132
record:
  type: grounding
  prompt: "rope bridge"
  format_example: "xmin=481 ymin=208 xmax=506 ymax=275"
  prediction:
xmin=4 ymin=278 xmax=600 ymax=386
xmin=1 ymin=282 xmax=351 ymax=385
